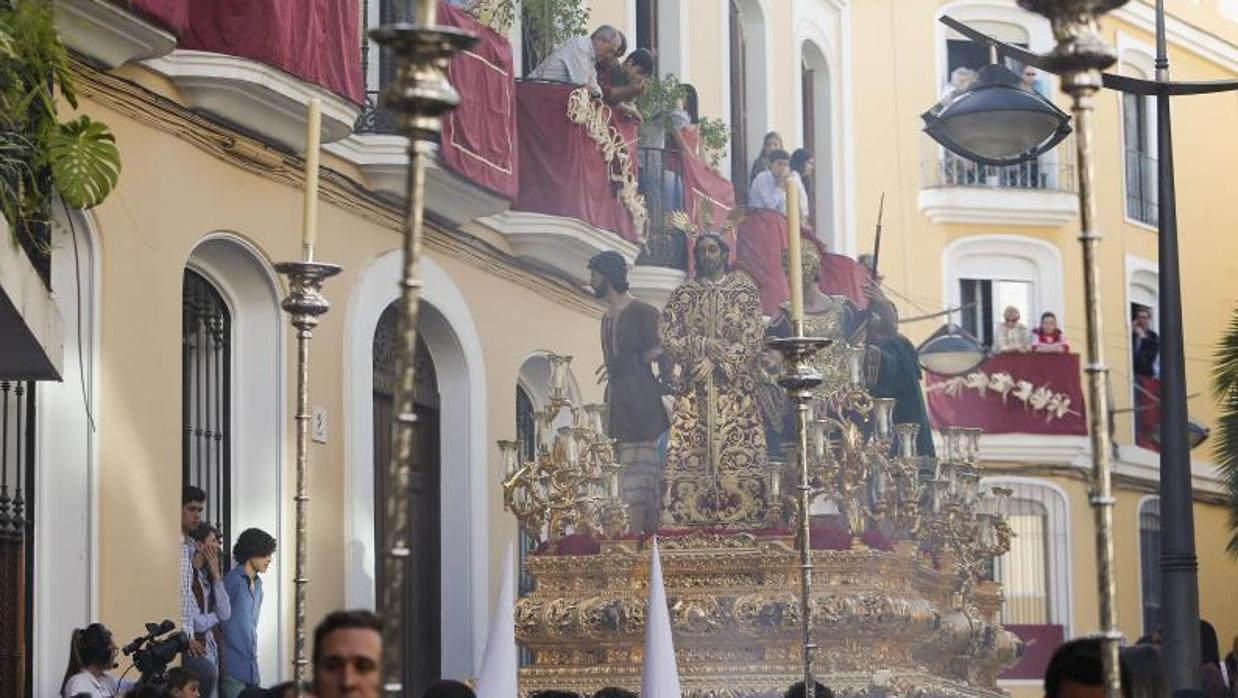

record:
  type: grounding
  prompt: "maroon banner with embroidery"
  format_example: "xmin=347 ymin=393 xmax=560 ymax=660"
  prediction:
xmin=733 ymin=209 xmax=868 ymax=316
xmin=438 ymin=4 xmax=518 ymax=199
xmin=514 ymin=82 xmax=641 ymax=242
xmin=925 ymin=353 xmax=1088 ymax=435
xmin=124 ymin=0 xmax=363 ymax=103
xmin=681 ymin=151 xmax=735 ymax=231
xmin=999 ymin=624 xmax=1065 ymax=681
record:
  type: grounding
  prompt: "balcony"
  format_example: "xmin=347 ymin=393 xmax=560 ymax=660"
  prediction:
xmin=918 ymin=137 xmax=1079 ymax=227
xmin=110 ymin=0 xmax=366 ymax=151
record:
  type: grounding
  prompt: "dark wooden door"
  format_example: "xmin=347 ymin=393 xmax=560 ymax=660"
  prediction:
xmin=729 ymin=0 xmax=750 ymax=204
xmin=372 ymin=304 xmax=441 ymax=694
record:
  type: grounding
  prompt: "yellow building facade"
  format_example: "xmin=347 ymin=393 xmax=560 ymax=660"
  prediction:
xmin=11 ymin=0 xmax=1237 ymax=694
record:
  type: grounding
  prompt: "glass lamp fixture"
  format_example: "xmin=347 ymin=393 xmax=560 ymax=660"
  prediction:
xmin=918 ymin=323 xmax=987 ymax=376
xmin=922 ymin=62 xmax=1071 ymax=166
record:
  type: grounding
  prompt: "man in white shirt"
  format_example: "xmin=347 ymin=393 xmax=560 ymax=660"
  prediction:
xmin=748 ymin=149 xmax=809 ymax=220
xmin=529 ymin=25 xmax=625 ymax=93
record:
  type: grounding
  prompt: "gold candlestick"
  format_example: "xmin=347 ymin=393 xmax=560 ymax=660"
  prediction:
xmin=370 ymin=4 xmax=476 ymax=693
xmin=767 ymin=334 xmax=832 ymax=698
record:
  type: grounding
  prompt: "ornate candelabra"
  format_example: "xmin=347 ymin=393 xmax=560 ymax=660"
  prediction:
xmin=274 ymin=260 xmax=341 ymax=692
xmin=767 ymin=333 xmax=831 ymax=698
xmin=369 ymin=2 xmax=476 ymax=693
xmin=1015 ymin=2 xmax=1124 ymax=696
xmin=498 ymin=355 xmax=629 ymax=544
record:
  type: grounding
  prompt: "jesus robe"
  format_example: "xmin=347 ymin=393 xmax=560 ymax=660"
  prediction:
xmin=660 ymin=270 xmax=768 ymax=527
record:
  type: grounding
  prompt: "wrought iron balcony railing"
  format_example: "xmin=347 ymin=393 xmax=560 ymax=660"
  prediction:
xmin=922 ymin=151 xmax=1077 ymax=193
xmin=634 ymin=146 xmax=689 ymax=271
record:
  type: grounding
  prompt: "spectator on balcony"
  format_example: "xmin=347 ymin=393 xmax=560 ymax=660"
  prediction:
xmin=791 ymin=148 xmax=815 ymax=226
xmin=749 ymin=149 xmax=809 ymax=221
xmin=749 ymin=131 xmax=784 ymax=184
xmin=529 ymin=25 xmax=625 ymax=94
xmin=993 ymin=306 xmax=1030 ymax=354
xmin=1031 ymin=311 xmax=1069 ymax=354
xmin=1132 ymin=306 xmax=1160 ymax=378
xmin=601 ymin=48 xmax=654 ymax=108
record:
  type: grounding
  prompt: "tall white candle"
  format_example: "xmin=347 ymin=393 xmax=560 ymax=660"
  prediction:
xmin=301 ymin=98 xmax=322 ymax=261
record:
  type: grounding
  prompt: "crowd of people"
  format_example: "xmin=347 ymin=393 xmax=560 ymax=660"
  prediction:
xmin=991 ymin=306 xmax=1071 ymax=354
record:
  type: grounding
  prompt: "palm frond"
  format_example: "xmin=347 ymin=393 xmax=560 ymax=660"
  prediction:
xmin=1212 ymin=304 xmax=1238 ymax=556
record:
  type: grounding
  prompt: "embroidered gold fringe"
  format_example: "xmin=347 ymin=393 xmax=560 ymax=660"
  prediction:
xmin=565 ymin=88 xmax=649 ymax=240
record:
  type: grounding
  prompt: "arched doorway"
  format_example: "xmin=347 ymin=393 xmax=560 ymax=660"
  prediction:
xmin=372 ymin=302 xmax=441 ymax=693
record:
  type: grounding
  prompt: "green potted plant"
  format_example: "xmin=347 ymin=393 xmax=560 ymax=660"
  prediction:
xmin=0 ymin=0 xmax=121 ymax=251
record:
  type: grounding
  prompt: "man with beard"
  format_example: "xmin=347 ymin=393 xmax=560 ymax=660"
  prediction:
xmin=660 ymin=233 xmax=769 ymax=527
xmin=588 ymin=251 xmax=670 ymax=533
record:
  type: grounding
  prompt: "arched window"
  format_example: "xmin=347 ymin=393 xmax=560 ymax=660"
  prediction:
xmin=1138 ymin=497 xmax=1162 ymax=634
xmin=943 ymin=236 xmax=1064 ymax=349
xmin=1120 ymin=42 xmax=1158 ymax=226
xmin=981 ymin=478 xmax=1072 ymax=633
xmin=800 ymin=38 xmax=832 ymax=240
xmin=182 ymin=269 xmax=232 ymax=549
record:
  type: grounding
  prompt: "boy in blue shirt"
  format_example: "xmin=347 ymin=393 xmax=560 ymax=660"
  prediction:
xmin=219 ymin=527 xmax=275 ymax=698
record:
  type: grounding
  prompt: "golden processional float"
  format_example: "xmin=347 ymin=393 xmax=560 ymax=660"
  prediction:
xmin=499 ymin=337 xmax=1024 ymax=696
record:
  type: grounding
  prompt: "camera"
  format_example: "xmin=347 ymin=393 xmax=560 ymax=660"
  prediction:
xmin=122 ymin=620 xmax=190 ymax=693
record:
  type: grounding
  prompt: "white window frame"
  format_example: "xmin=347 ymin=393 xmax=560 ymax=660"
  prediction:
xmin=942 ymin=235 xmax=1065 ymax=335
xmin=980 ymin=476 xmax=1073 ymax=635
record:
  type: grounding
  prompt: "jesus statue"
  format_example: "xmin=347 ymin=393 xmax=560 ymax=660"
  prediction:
xmin=660 ymin=233 xmax=769 ymax=527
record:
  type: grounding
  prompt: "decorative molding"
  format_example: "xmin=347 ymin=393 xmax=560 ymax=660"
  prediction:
xmin=964 ymin=433 xmax=1227 ymax=501
xmin=70 ymin=61 xmax=602 ymax=318
xmin=0 ymin=218 xmax=64 ymax=381
xmin=141 ymin=50 xmax=361 ymax=151
xmin=479 ymin=211 xmax=640 ymax=286
xmin=1114 ymin=2 xmax=1238 ymax=73
xmin=325 ymin=134 xmax=510 ymax=226
xmin=919 ymin=186 xmax=1078 ymax=226
xmin=54 ymin=0 xmax=176 ymax=69
xmin=627 ymin=265 xmax=688 ymax=309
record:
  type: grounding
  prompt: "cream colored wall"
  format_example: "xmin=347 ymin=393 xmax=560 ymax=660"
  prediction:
xmin=75 ymin=83 xmax=609 ymax=677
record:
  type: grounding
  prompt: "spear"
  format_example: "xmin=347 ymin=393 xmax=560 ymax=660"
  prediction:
xmin=870 ymin=192 xmax=885 ymax=279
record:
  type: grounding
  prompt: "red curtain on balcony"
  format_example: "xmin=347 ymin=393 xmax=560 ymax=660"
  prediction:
xmin=514 ymin=82 xmax=642 ymax=242
xmin=681 ymin=152 xmax=735 ymax=232
xmin=437 ymin=4 xmax=519 ymax=200
xmin=122 ymin=0 xmax=363 ymax=104
xmin=924 ymin=352 xmax=1088 ymax=436
xmin=733 ymin=209 xmax=869 ymax=316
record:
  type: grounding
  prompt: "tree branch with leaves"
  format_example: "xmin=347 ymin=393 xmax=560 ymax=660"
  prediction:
xmin=1212 ymin=305 xmax=1238 ymax=557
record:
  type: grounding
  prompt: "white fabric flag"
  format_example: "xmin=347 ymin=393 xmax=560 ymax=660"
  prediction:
xmin=475 ymin=542 xmax=518 ymax=698
xmin=641 ymin=536 xmax=682 ymax=697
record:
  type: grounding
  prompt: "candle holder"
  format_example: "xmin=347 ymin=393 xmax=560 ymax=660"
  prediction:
xmin=767 ymin=334 xmax=833 ymax=698
xmin=369 ymin=5 xmax=476 ymax=693
xmin=273 ymin=259 xmax=341 ymax=691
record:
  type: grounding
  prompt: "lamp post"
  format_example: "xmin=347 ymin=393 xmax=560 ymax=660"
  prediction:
xmin=369 ymin=2 xmax=475 ymax=693
xmin=940 ymin=3 xmax=1238 ymax=690
xmin=928 ymin=3 xmax=1127 ymax=697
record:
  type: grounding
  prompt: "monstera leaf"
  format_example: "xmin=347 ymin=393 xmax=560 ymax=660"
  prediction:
xmin=48 ymin=115 xmax=120 ymax=209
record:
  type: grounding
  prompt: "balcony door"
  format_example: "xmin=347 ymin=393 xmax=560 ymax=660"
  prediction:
xmin=729 ymin=0 xmax=750 ymax=204
xmin=372 ymin=302 xmax=441 ymax=694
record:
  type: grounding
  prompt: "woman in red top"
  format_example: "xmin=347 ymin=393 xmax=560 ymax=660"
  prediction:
xmin=1031 ymin=311 xmax=1070 ymax=353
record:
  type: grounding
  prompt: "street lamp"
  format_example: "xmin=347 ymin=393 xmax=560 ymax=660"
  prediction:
xmin=917 ymin=323 xmax=987 ymax=376
xmin=940 ymin=3 xmax=1238 ymax=692
xmin=922 ymin=61 xmax=1071 ymax=166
